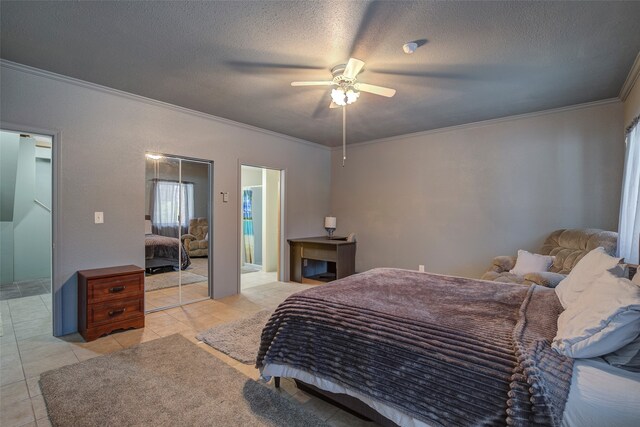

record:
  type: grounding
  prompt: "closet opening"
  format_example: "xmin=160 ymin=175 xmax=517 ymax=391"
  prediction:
xmin=240 ymin=165 xmax=283 ymax=292
xmin=144 ymin=153 xmax=212 ymax=312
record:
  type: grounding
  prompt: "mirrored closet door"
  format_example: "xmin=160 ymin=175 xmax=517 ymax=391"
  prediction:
xmin=144 ymin=154 xmax=211 ymax=312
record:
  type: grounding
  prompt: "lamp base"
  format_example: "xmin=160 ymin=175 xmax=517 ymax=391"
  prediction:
xmin=325 ymin=227 xmax=336 ymax=239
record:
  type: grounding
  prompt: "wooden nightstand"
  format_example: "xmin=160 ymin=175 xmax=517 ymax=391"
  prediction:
xmin=77 ymin=265 xmax=145 ymax=342
xmin=288 ymin=237 xmax=356 ymax=283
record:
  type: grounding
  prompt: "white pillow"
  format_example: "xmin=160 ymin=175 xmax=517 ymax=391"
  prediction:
xmin=144 ymin=219 xmax=153 ymax=235
xmin=604 ymin=275 xmax=640 ymax=371
xmin=555 ymin=247 xmax=621 ymax=309
xmin=633 ymin=270 xmax=640 ymax=286
xmin=509 ymin=250 xmax=554 ymax=276
xmin=552 ymin=272 xmax=640 ymax=358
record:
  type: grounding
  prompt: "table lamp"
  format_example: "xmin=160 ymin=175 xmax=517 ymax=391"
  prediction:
xmin=324 ymin=216 xmax=336 ymax=239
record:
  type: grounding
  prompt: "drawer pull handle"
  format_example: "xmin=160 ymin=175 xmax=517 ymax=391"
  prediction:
xmin=108 ymin=308 xmax=126 ymax=316
xmin=109 ymin=286 xmax=126 ymax=293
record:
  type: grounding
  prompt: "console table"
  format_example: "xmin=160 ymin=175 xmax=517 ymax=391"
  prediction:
xmin=288 ymin=237 xmax=356 ymax=284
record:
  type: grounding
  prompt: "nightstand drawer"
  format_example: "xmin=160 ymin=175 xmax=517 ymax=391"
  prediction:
xmin=301 ymin=244 xmax=337 ymax=262
xmin=88 ymin=273 xmax=143 ymax=303
xmin=88 ymin=298 xmax=144 ymax=326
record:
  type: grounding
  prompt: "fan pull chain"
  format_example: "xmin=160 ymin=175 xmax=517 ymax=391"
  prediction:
xmin=342 ymin=106 xmax=346 ymax=167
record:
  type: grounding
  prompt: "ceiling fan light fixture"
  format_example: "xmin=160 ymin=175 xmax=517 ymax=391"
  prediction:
xmin=331 ymin=88 xmax=347 ymax=106
xmin=346 ymin=89 xmax=360 ymax=104
xmin=331 ymin=87 xmax=360 ymax=106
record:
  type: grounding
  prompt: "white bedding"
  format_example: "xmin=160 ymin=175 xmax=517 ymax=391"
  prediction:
xmin=263 ymin=358 xmax=640 ymax=427
xmin=562 ymin=358 xmax=640 ymax=427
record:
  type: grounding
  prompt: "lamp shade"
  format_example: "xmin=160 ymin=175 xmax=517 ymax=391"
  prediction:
xmin=324 ymin=216 xmax=337 ymax=229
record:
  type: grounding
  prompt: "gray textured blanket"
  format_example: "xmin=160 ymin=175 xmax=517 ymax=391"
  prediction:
xmin=256 ymin=268 xmax=573 ymax=427
xmin=144 ymin=234 xmax=190 ymax=270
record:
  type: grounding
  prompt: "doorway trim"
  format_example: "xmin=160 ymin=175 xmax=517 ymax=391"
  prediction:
xmin=237 ymin=161 xmax=287 ymax=294
xmin=1 ymin=121 xmax=60 ymax=336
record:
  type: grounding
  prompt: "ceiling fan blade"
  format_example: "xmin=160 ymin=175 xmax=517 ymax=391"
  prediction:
xmin=343 ymin=58 xmax=365 ymax=79
xmin=349 ymin=2 xmax=405 ymax=59
xmin=329 ymin=101 xmax=340 ymax=109
xmin=227 ymin=61 xmax=324 ymax=71
xmin=311 ymin=94 xmax=331 ymax=119
xmin=291 ymin=81 xmax=335 ymax=87
xmin=354 ymin=83 xmax=396 ymax=97
xmin=368 ymin=69 xmax=468 ymax=79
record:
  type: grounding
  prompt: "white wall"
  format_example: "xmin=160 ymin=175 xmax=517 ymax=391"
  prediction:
xmin=0 ymin=222 xmax=14 ymax=284
xmin=331 ymin=101 xmax=625 ymax=279
xmin=0 ymin=131 xmax=19 ymax=220
xmin=624 ymin=74 xmax=640 ymax=127
xmin=0 ymin=63 xmax=331 ymax=336
xmin=13 ymin=136 xmax=51 ymax=281
xmin=0 ymin=131 xmax=19 ymax=284
xmin=262 ymin=168 xmax=280 ymax=272
xmin=241 ymin=166 xmax=263 ymax=187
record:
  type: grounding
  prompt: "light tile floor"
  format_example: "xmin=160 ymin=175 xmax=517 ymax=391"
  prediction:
xmin=145 ymin=282 xmax=209 ymax=310
xmin=0 ymin=281 xmax=377 ymax=427
xmin=241 ymin=270 xmax=278 ymax=290
xmin=145 ymin=257 xmax=210 ymax=310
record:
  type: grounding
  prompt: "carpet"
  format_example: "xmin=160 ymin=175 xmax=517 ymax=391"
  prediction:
xmin=145 ymin=271 xmax=208 ymax=291
xmin=197 ymin=310 xmax=271 ymax=364
xmin=40 ymin=334 xmax=328 ymax=427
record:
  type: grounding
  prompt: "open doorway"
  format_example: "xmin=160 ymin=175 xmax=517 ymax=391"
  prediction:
xmin=0 ymin=129 xmax=53 ymax=335
xmin=240 ymin=165 xmax=281 ymax=291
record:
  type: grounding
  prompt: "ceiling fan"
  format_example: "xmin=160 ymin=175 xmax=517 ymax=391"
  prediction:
xmin=291 ymin=58 xmax=396 ymax=109
xmin=291 ymin=58 xmax=396 ymax=166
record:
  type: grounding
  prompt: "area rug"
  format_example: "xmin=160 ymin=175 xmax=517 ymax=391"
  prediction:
xmin=145 ymin=271 xmax=208 ymax=291
xmin=40 ymin=334 xmax=328 ymax=427
xmin=197 ymin=310 xmax=271 ymax=364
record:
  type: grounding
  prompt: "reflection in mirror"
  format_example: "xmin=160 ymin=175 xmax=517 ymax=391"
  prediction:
xmin=144 ymin=154 xmax=210 ymax=311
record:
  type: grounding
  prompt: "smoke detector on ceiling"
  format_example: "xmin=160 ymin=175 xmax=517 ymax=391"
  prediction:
xmin=402 ymin=42 xmax=418 ymax=54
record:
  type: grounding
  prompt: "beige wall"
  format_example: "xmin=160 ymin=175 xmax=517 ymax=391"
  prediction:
xmin=624 ymin=75 xmax=640 ymax=127
xmin=330 ymin=101 xmax=625 ymax=279
xmin=241 ymin=165 xmax=263 ymax=187
xmin=0 ymin=63 xmax=331 ymax=335
xmin=263 ymin=168 xmax=280 ymax=273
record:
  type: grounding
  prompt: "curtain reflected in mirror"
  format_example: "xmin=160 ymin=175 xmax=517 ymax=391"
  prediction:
xmin=144 ymin=154 xmax=211 ymax=312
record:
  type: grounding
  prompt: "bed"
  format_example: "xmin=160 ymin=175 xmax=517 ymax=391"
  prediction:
xmin=144 ymin=234 xmax=191 ymax=271
xmin=256 ymin=268 xmax=640 ymax=427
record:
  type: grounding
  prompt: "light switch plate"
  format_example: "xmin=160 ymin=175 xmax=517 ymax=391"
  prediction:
xmin=221 ymin=192 xmax=229 ymax=203
xmin=94 ymin=212 xmax=104 ymax=224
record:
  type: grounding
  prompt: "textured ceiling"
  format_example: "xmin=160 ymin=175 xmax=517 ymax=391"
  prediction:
xmin=1 ymin=1 xmax=639 ymax=146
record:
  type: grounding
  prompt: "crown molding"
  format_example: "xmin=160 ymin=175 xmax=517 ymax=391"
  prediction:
xmin=0 ymin=59 xmax=330 ymax=151
xmin=620 ymin=52 xmax=640 ymax=102
xmin=331 ymin=98 xmax=621 ymax=151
